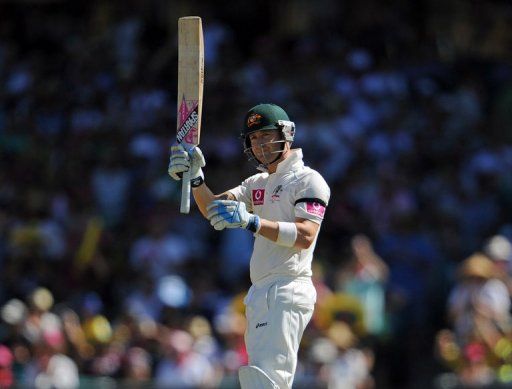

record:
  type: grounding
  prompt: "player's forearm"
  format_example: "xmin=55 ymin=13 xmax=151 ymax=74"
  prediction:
xmin=257 ymin=219 xmax=316 ymax=250
xmin=193 ymin=185 xmax=235 ymax=219
xmin=192 ymin=183 xmax=216 ymax=218
xmin=257 ymin=219 xmax=279 ymax=242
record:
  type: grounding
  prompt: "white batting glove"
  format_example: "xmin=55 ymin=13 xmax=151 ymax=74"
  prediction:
xmin=168 ymin=145 xmax=205 ymax=186
xmin=206 ymin=200 xmax=261 ymax=233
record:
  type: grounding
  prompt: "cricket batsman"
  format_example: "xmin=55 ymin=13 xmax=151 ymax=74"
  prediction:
xmin=168 ymin=103 xmax=330 ymax=388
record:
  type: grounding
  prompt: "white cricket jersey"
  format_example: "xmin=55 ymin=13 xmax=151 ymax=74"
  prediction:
xmin=228 ymin=149 xmax=330 ymax=284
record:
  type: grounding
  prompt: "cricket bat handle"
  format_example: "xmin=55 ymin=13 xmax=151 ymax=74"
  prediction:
xmin=180 ymin=170 xmax=191 ymax=214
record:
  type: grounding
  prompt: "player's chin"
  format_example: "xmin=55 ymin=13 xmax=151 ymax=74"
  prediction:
xmin=253 ymin=154 xmax=266 ymax=164
xmin=255 ymin=151 xmax=273 ymax=163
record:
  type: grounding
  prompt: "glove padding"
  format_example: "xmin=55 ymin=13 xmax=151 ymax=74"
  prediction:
xmin=168 ymin=145 xmax=205 ymax=181
xmin=207 ymin=200 xmax=258 ymax=231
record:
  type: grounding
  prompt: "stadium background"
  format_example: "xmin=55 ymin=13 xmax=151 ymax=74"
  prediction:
xmin=0 ymin=0 xmax=511 ymax=387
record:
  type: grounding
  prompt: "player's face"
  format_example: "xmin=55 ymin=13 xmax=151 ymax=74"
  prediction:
xmin=249 ymin=129 xmax=282 ymax=164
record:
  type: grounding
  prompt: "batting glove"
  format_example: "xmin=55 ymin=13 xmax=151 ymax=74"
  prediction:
xmin=168 ymin=145 xmax=205 ymax=186
xmin=206 ymin=200 xmax=261 ymax=233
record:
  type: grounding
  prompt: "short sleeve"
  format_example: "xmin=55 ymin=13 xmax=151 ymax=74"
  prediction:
xmin=294 ymin=171 xmax=330 ymax=224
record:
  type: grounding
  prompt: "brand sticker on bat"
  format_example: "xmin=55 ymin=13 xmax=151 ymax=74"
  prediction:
xmin=177 ymin=97 xmax=199 ymax=144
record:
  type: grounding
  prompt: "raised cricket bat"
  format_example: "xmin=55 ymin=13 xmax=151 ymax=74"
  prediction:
xmin=177 ymin=16 xmax=204 ymax=214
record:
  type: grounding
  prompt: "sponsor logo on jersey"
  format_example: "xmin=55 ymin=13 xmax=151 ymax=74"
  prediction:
xmin=247 ymin=113 xmax=262 ymax=128
xmin=252 ymin=189 xmax=265 ymax=205
xmin=306 ymin=202 xmax=326 ymax=217
xmin=271 ymin=185 xmax=283 ymax=201
xmin=256 ymin=322 xmax=268 ymax=329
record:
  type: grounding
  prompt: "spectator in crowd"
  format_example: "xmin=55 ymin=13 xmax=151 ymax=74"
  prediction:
xmin=436 ymin=253 xmax=512 ymax=387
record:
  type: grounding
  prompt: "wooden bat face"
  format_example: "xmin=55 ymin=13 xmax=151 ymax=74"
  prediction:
xmin=176 ymin=16 xmax=203 ymax=214
xmin=177 ymin=16 xmax=203 ymax=149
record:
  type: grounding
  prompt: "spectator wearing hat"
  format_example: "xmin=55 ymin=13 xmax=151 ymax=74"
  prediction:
xmin=484 ymin=234 xmax=512 ymax=275
xmin=447 ymin=253 xmax=511 ymax=343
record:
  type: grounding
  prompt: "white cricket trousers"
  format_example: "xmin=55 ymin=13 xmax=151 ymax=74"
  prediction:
xmin=243 ymin=275 xmax=316 ymax=388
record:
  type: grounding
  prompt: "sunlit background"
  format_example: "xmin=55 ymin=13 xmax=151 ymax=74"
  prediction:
xmin=0 ymin=1 xmax=511 ymax=388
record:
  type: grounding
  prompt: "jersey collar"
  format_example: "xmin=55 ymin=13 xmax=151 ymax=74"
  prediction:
xmin=275 ymin=149 xmax=304 ymax=174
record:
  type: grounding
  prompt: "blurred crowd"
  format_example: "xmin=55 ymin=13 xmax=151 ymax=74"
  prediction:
xmin=0 ymin=0 xmax=511 ymax=388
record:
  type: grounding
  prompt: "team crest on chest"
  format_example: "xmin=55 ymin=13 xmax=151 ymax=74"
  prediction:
xmin=252 ymin=189 xmax=265 ymax=205
xmin=271 ymin=185 xmax=283 ymax=201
